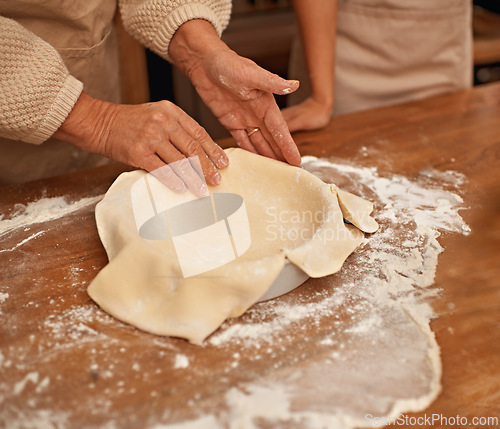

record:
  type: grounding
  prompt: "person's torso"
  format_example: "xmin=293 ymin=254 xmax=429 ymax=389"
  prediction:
xmin=0 ymin=0 xmax=120 ymax=184
xmin=0 ymin=0 xmax=117 ymax=50
xmin=0 ymin=0 xmax=121 ymax=101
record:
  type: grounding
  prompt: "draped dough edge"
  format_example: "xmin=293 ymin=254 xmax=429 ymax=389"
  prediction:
xmin=332 ymin=184 xmax=379 ymax=234
xmin=87 ymin=148 xmax=378 ymax=344
xmin=88 ymin=239 xmax=285 ymax=345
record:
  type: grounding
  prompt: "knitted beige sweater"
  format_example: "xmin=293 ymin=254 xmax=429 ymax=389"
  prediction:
xmin=0 ymin=0 xmax=231 ymax=145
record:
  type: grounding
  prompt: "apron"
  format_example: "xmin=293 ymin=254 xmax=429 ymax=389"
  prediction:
xmin=288 ymin=0 xmax=472 ymax=116
xmin=0 ymin=0 xmax=121 ymax=184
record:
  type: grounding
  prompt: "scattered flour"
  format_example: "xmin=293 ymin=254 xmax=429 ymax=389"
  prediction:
xmin=202 ymin=156 xmax=470 ymax=428
xmin=0 ymin=409 xmax=69 ymax=429
xmin=173 ymin=354 xmax=189 ymax=369
xmin=13 ymin=372 xmax=39 ymax=396
xmin=150 ymin=415 xmax=219 ymax=429
xmin=225 ymin=384 xmax=290 ymax=427
xmin=35 ymin=377 xmax=50 ymax=394
xmin=0 ymin=158 xmax=471 ymax=429
xmin=0 ymin=195 xmax=103 ymax=238
xmin=0 ymin=231 xmax=45 ymax=253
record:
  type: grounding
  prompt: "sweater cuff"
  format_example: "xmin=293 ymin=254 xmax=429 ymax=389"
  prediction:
xmin=152 ymin=3 xmax=224 ymax=62
xmin=28 ymin=75 xmax=83 ymax=145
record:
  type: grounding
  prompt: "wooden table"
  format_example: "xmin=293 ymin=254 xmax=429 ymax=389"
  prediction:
xmin=1 ymin=83 xmax=499 ymax=428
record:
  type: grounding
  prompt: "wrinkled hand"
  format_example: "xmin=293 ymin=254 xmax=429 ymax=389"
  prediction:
xmin=282 ymin=97 xmax=333 ymax=133
xmin=169 ymin=20 xmax=302 ymax=167
xmin=54 ymin=92 xmax=228 ymax=196
xmin=188 ymin=50 xmax=302 ymax=166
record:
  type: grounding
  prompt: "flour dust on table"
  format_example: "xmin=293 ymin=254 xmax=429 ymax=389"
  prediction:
xmin=0 ymin=153 xmax=470 ymax=429
xmin=166 ymin=155 xmax=470 ymax=428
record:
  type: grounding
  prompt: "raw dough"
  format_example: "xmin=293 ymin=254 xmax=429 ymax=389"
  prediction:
xmin=87 ymin=148 xmax=378 ymax=344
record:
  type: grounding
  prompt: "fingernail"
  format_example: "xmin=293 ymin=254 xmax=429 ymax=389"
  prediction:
xmin=212 ymin=172 xmax=221 ymax=185
xmin=217 ymin=154 xmax=229 ymax=168
xmin=282 ymin=80 xmax=299 ymax=95
xmin=189 ymin=182 xmax=208 ymax=198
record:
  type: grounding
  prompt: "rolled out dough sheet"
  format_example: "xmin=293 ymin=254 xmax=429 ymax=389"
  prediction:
xmin=87 ymin=148 xmax=378 ymax=344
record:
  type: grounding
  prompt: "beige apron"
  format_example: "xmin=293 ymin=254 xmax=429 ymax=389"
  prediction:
xmin=289 ymin=0 xmax=472 ymax=116
xmin=0 ymin=0 xmax=121 ymax=184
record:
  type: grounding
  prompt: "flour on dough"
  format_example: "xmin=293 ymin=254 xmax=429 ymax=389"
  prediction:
xmin=87 ymin=148 xmax=378 ymax=344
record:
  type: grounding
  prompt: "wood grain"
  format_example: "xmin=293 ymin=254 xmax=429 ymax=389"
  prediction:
xmin=0 ymin=83 xmax=499 ymax=428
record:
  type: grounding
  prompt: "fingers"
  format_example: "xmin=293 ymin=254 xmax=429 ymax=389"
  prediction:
xmin=256 ymin=125 xmax=286 ymax=162
xmin=141 ymin=155 xmax=188 ymax=194
xmin=169 ymin=157 xmax=208 ymax=197
xmin=241 ymin=62 xmax=300 ymax=97
xmin=268 ymin=77 xmax=300 ymax=96
xmin=155 ymin=102 xmax=231 ymax=195
xmin=170 ymin=124 xmax=221 ymax=187
xmin=232 ymin=129 xmax=281 ymax=161
xmin=156 ymin=126 xmax=213 ymax=197
xmin=145 ymin=143 xmax=207 ymax=197
xmin=146 ymin=149 xmax=209 ymax=198
xmin=239 ymin=66 xmax=300 ymax=163
xmin=230 ymin=129 xmax=258 ymax=154
xmin=263 ymin=106 xmax=302 ymax=167
xmin=230 ymin=113 xmax=300 ymax=166
xmin=178 ymin=114 xmax=229 ymax=171
xmin=140 ymin=104 xmax=228 ymax=196
xmin=101 ymin=101 xmax=230 ymax=195
xmin=175 ymin=50 xmax=301 ymax=165
xmin=229 ymin=70 xmax=301 ymax=165
xmin=237 ymin=98 xmax=301 ymax=166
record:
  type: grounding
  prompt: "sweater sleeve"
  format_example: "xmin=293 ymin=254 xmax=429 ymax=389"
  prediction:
xmin=118 ymin=0 xmax=232 ymax=62
xmin=0 ymin=17 xmax=83 ymax=145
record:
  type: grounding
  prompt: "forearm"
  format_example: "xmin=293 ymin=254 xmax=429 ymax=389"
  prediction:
xmin=169 ymin=19 xmax=229 ymax=78
xmin=292 ymin=0 xmax=337 ymax=110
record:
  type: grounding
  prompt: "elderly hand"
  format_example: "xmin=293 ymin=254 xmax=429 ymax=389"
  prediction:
xmin=169 ymin=20 xmax=302 ymax=167
xmin=53 ymin=92 xmax=228 ymax=196
xmin=282 ymin=97 xmax=333 ymax=132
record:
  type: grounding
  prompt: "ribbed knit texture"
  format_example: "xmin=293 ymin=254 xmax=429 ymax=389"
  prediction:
xmin=0 ymin=1 xmax=231 ymax=145
xmin=0 ymin=17 xmax=84 ymax=144
xmin=119 ymin=0 xmax=232 ymax=61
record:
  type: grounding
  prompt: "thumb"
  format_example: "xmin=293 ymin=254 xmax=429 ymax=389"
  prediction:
xmin=247 ymin=65 xmax=300 ymax=95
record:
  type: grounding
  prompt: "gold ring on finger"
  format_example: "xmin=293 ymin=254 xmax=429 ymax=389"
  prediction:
xmin=247 ymin=127 xmax=260 ymax=137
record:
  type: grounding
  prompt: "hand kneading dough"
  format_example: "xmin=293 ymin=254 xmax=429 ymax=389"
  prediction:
xmin=87 ymin=148 xmax=378 ymax=344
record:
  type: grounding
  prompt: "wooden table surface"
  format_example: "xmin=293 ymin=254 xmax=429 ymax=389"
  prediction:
xmin=1 ymin=83 xmax=499 ymax=428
